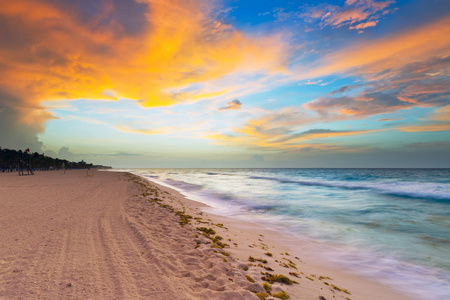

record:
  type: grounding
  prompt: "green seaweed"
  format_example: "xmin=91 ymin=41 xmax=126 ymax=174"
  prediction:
xmin=331 ymin=284 xmax=351 ymax=295
xmin=176 ymin=210 xmax=192 ymax=226
xmin=273 ymin=290 xmax=290 ymax=300
xmin=260 ymin=272 xmax=297 ymax=285
xmin=249 ymin=256 xmax=268 ymax=263
xmin=197 ymin=227 xmax=216 ymax=235
xmin=262 ymin=282 xmax=272 ymax=294
xmin=318 ymin=276 xmax=332 ymax=280
xmin=254 ymin=292 xmax=269 ymax=300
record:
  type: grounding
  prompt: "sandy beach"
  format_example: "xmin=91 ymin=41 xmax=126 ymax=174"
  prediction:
xmin=0 ymin=170 xmax=413 ymax=299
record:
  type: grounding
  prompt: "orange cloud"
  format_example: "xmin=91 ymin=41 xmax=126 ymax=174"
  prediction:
xmin=0 ymin=1 xmax=286 ymax=105
xmin=0 ymin=0 xmax=288 ymax=150
xmin=208 ymin=104 xmax=380 ymax=150
xmin=305 ymin=16 xmax=450 ymax=78
xmin=399 ymin=124 xmax=450 ymax=132
xmin=302 ymin=0 xmax=395 ymax=31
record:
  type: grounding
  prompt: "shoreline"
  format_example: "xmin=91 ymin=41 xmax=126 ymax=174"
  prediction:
xmin=131 ymin=171 xmax=415 ymax=300
xmin=0 ymin=169 xmax=414 ymax=299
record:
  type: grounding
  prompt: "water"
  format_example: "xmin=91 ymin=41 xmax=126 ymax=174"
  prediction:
xmin=120 ymin=168 xmax=450 ymax=299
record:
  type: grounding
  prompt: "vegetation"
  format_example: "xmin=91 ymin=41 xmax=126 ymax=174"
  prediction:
xmin=260 ymin=272 xmax=297 ymax=285
xmin=197 ymin=227 xmax=216 ymax=235
xmin=249 ymin=256 xmax=268 ymax=263
xmin=0 ymin=147 xmax=110 ymax=171
xmin=245 ymin=275 xmax=256 ymax=283
xmin=255 ymin=292 xmax=269 ymax=300
xmin=196 ymin=227 xmax=228 ymax=249
xmin=273 ymin=290 xmax=290 ymax=300
xmin=330 ymin=284 xmax=351 ymax=295
xmin=262 ymin=282 xmax=272 ymax=294
xmin=176 ymin=210 xmax=192 ymax=226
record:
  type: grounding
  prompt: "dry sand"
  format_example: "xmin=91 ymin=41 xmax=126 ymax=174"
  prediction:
xmin=0 ymin=170 xmax=413 ymax=299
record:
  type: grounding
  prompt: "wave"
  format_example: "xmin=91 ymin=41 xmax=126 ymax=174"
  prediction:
xmin=248 ymin=176 xmax=450 ymax=201
xmin=143 ymin=174 xmax=159 ymax=178
xmin=164 ymin=179 xmax=204 ymax=192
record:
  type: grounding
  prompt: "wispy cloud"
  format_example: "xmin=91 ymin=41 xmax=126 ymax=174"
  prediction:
xmin=305 ymin=56 xmax=450 ymax=118
xmin=304 ymin=16 xmax=450 ymax=78
xmin=398 ymin=105 xmax=450 ymax=132
xmin=298 ymin=79 xmax=329 ymax=86
xmin=301 ymin=0 xmax=396 ymax=31
xmin=378 ymin=118 xmax=405 ymax=121
xmin=208 ymin=104 xmax=380 ymax=151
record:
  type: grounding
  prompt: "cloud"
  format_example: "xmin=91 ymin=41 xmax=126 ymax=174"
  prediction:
xmin=114 ymin=125 xmax=169 ymax=135
xmin=208 ymin=103 xmax=379 ymax=151
xmin=398 ymin=105 xmax=450 ymax=132
xmin=0 ymin=0 xmax=288 ymax=149
xmin=57 ymin=146 xmax=76 ymax=161
xmin=218 ymin=99 xmax=242 ymax=111
xmin=301 ymin=0 xmax=395 ymax=31
xmin=0 ymin=90 xmax=54 ymax=151
xmin=305 ymin=16 xmax=450 ymax=78
xmin=298 ymin=79 xmax=327 ymax=86
xmin=378 ymin=118 xmax=405 ymax=121
xmin=349 ymin=20 xmax=378 ymax=30
xmin=209 ymin=16 xmax=450 ymax=153
xmin=305 ymin=56 xmax=450 ymax=118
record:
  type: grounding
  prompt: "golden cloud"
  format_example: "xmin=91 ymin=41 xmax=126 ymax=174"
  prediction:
xmin=0 ymin=0 xmax=287 ymax=107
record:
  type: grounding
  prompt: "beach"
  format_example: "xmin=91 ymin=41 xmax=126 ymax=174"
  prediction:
xmin=0 ymin=170 xmax=414 ymax=299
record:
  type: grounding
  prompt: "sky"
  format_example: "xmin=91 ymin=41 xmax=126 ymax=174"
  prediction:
xmin=0 ymin=0 xmax=449 ymax=168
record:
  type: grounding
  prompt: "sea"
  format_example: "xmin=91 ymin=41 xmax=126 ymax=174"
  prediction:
xmin=115 ymin=168 xmax=450 ymax=299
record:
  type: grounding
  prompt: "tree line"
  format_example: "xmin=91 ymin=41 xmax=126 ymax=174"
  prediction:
xmin=0 ymin=148 xmax=111 ymax=171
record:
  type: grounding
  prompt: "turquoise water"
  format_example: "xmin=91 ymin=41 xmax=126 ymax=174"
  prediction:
xmin=123 ymin=168 xmax=450 ymax=299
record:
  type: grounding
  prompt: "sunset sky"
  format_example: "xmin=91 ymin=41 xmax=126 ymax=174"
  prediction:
xmin=0 ymin=0 xmax=449 ymax=167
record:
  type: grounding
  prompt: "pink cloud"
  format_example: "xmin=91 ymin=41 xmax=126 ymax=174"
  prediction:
xmin=303 ymin=0 xmax=395 ymax=31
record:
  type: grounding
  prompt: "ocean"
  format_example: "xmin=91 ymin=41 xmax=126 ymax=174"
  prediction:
xmin=121 ymin=168 xmax=450 ymax=299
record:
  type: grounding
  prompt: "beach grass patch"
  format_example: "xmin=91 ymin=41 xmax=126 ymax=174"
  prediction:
xmin=245 ymin=275 xmax=256 ymax=283
xmin=264 ymin=252 xmax=273 ymax=257
xmin=273 ymin=290 xmax=290 ymax=300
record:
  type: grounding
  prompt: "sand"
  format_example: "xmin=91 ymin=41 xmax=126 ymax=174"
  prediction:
xmin=0 ymin=170 xmax=414 ymax=299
